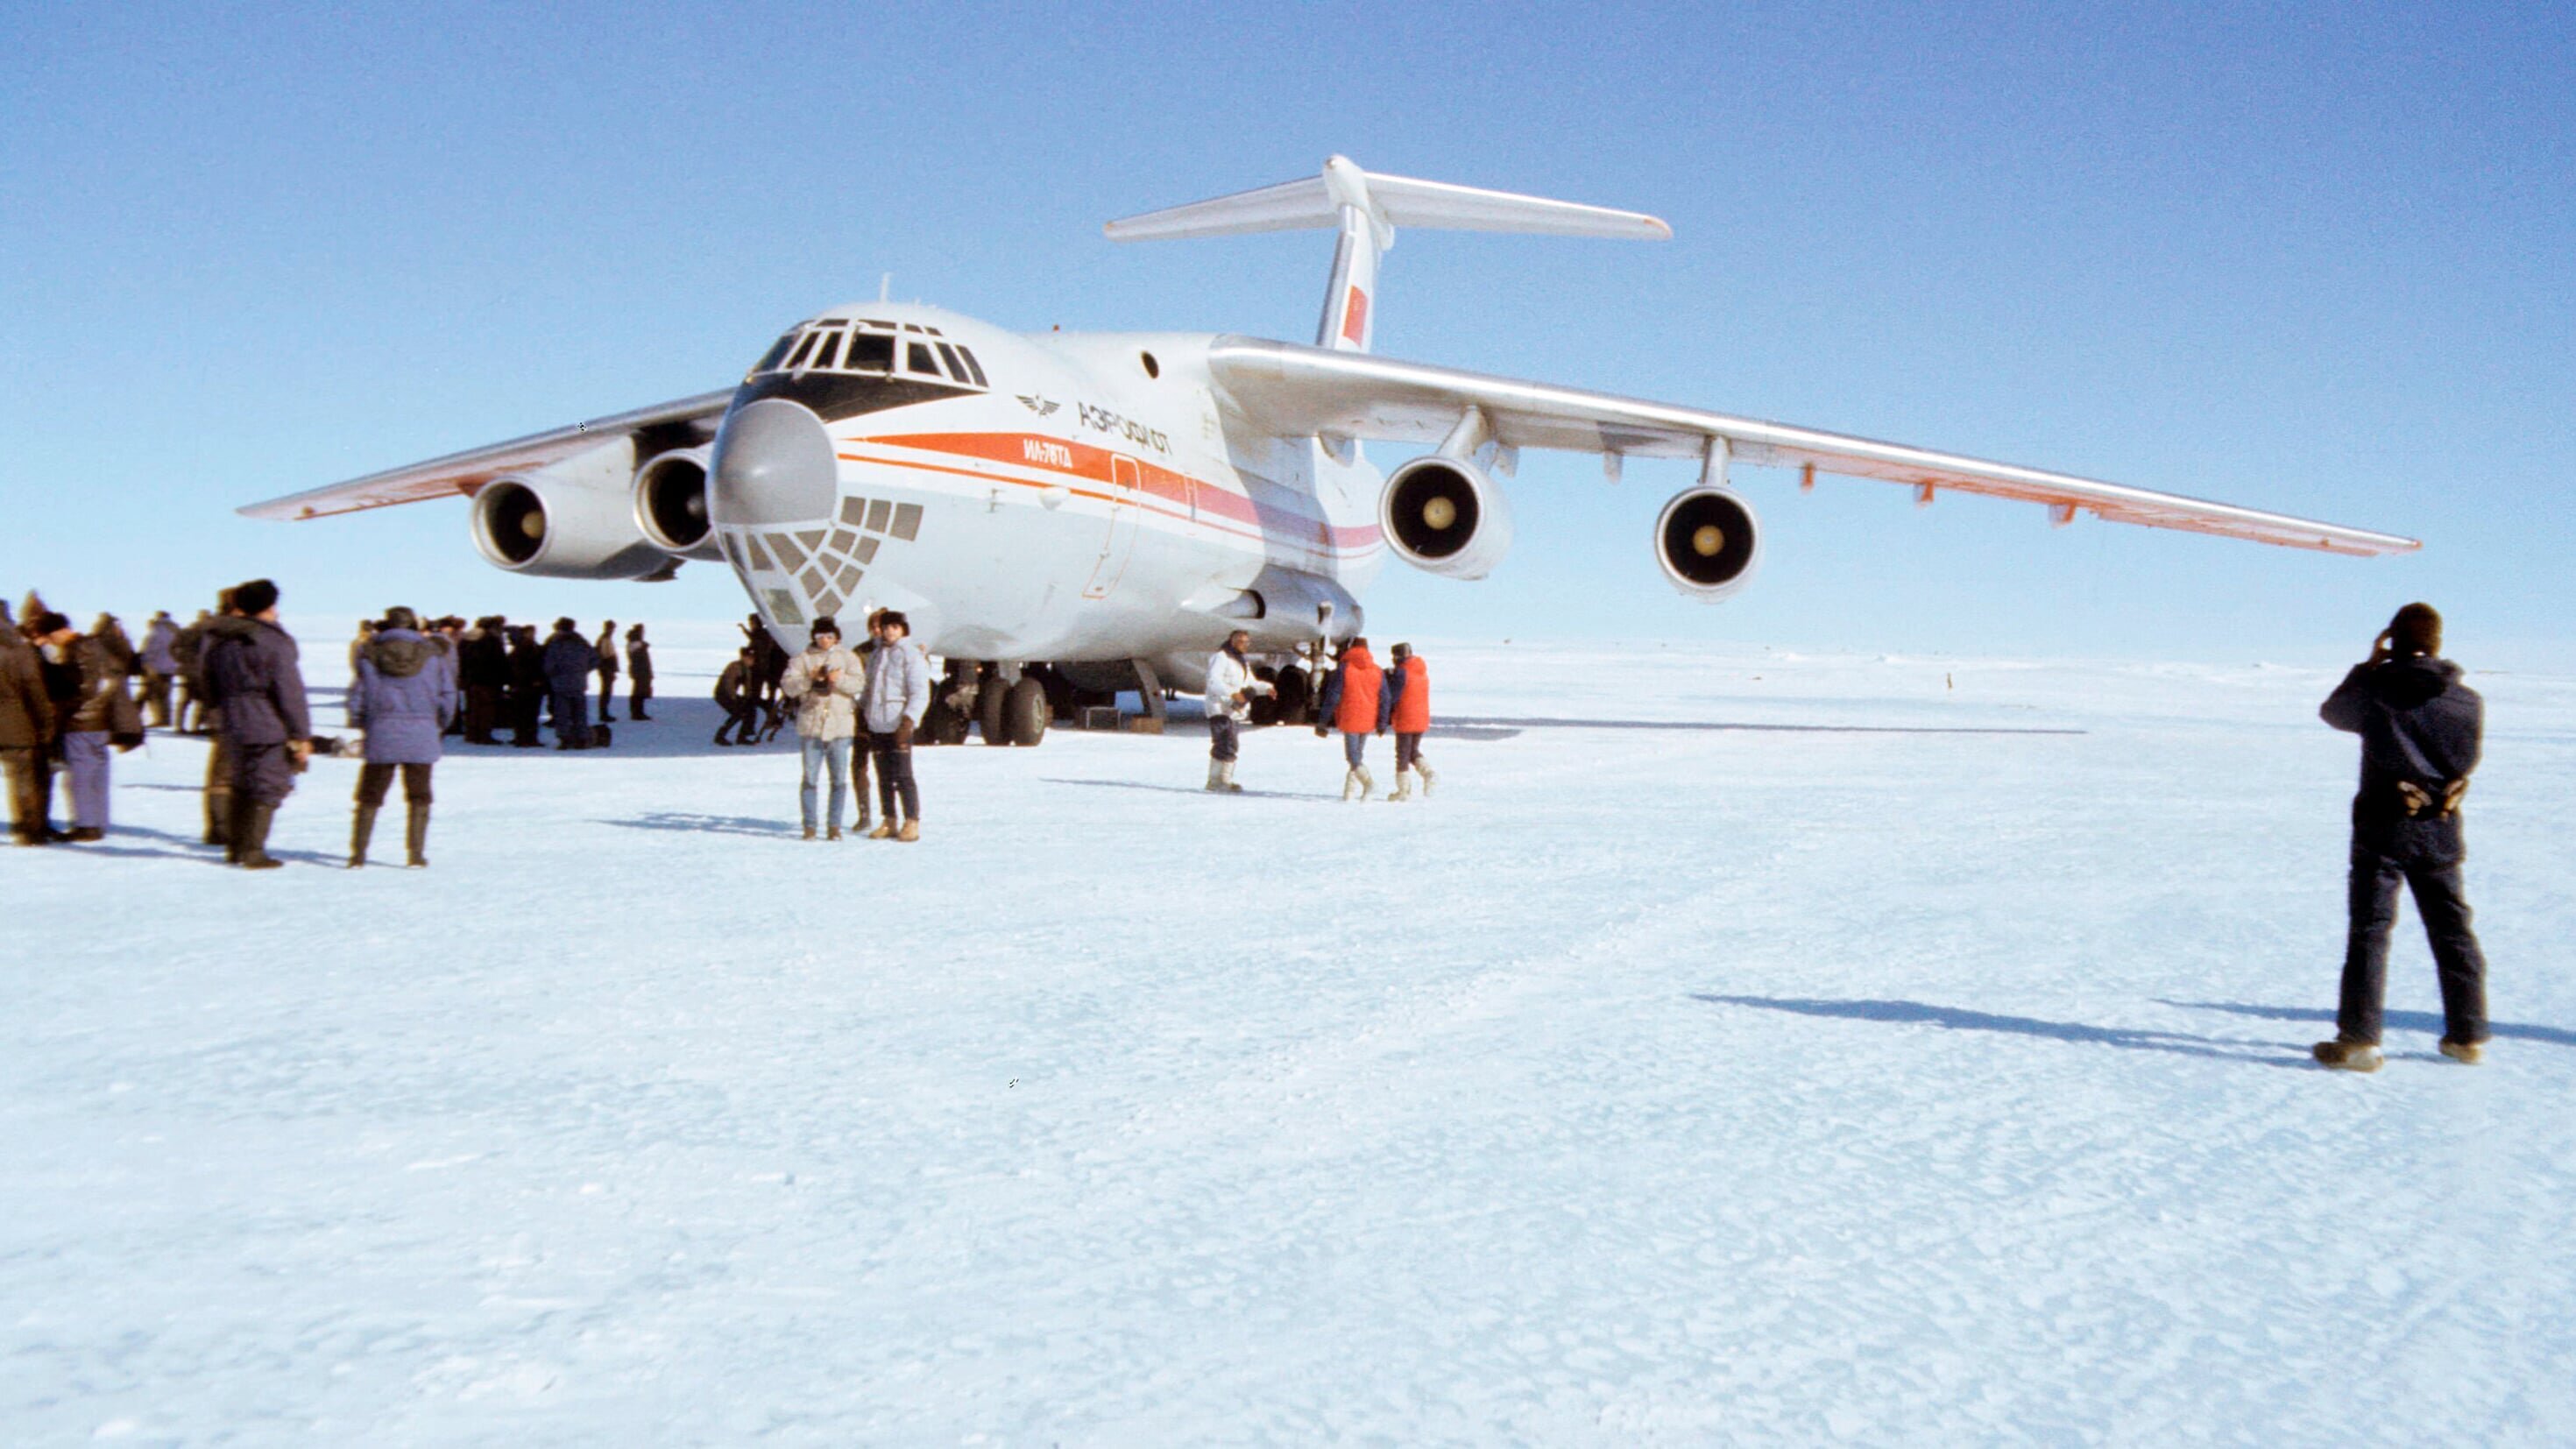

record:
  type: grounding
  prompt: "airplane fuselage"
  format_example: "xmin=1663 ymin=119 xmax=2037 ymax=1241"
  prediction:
xmin=704 ymin=303 xmax=1384 ymax=680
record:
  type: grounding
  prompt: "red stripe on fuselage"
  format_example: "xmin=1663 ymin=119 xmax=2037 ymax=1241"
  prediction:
xmin=845 ymin=431 xmax=1383 ymax=551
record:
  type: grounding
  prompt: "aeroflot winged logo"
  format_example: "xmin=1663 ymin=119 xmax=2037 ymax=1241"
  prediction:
xmin=1016 ymin=393 xmax=1060 ymax=417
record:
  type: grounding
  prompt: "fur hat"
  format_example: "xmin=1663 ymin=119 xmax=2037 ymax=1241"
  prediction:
xmin=382 ymin=605 xmax=420 ymax=632
xmin=2388 ymin=602 xmax=2442 ymax=658
xmin=232 ymin=578 xmax=280 ymax=615
xmin=810 ymin=617 xmax=841 ymax=642
xmin=1391 ymin=642 xmax=1412 ymax=661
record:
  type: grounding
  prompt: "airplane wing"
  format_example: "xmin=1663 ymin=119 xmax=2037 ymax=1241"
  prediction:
xmin=238 ymin=390 xmax=734 ymax=520
xmin=1205 ymin=337 xmax=2416 ymax=556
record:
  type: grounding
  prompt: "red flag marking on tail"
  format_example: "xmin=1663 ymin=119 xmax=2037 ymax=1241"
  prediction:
xmin=1341 ymin=286 xmax=1369 ymax=344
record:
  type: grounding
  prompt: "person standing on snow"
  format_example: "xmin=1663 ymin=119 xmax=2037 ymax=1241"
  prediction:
xmin=1 ymin=607 xmax=55 ymax=845
xmin=624 ymin=624 xmax=655 ymax=722
xmin=200 ymin=578 xmax=311 ymax=870
xmin=1313 ymin=636 xmax=1391 ymax=801
xmin=138 ymin=610 xmax=180 ymax=729
xmin=594 ymin=619 xmax=621 ymax=723
xmin=344 ymin=606 xmax=454 ymax=868
xmin=1202 ymin=628 xmax=1270 ymax=793
xmin=780 ymin=617 xmax=863 ymax=839
xmin=1382 ymin=642 xmax=1438 ymax=802
xmin=541 ymin=618 xmax=596 ymax=749
xmin=2311 ymin=603 xmax=2491 ymax=1073
xmin=860 ymin=611 xmax=931 ymax=840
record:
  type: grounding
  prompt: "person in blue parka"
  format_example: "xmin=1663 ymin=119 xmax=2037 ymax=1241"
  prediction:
xmin=346 ymin=606 xmax=456 ymax=868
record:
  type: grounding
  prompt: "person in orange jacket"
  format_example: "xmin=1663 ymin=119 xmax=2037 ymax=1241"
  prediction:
xmin=1382 ymin=642 xmax=1437 ymax=801
xmin=1313 ymin=637 xmax=1390 ymax=801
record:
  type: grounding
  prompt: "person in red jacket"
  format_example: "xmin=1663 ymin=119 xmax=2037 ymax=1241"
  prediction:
xmin=1382 ymin=642 xmax=1437 ymax=801
xmin=1313 ymin=637 xmax=1389 ymax=801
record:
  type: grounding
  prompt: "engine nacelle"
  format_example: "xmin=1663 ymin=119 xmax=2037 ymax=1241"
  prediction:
xmin=1654 ymin=486 xmax=1763 ymax=602
xmin=1379 ymin=455 xmax=1514 ymax=580
xmin=632 ymin=447 xmax=723 ymax=560
xmin=469 ymin=439 xmax=674 ymax=580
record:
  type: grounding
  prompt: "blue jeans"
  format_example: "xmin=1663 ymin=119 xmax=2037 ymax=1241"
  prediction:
xmin=1342 ymin=732 xmax=1370 ymax=767
xmin=63 ymin=731 xmax=110 ymax=829
xmin=800 ymin=736 xmax=852 ymax=831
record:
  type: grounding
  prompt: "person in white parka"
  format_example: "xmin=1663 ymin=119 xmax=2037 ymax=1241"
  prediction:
xmin=1202 ymin=629 xmax=1271 ymax=794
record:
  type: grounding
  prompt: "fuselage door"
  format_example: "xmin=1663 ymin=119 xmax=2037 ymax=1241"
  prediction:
xmin=1084 ymin=455 xmax=1143 ymax=599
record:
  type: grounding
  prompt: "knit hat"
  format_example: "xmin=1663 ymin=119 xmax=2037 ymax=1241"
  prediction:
xmin=2388 ymin=602 xmax=2442 ymax=658
xmin=233 ymin=578 xmax=280 ymax=615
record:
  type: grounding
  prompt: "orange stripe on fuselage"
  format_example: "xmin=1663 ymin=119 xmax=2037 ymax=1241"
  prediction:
xmin=844 ymin=431 xmax=1384 ymax=551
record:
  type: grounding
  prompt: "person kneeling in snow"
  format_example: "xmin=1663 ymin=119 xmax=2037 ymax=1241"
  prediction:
xmin=1314 ymin=637 xmax=1390 ymax=801
xmin=2311 ymin=603 xmax=2490 ymax=1073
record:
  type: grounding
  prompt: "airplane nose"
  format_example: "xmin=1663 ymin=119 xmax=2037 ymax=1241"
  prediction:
xmin=709 ymin=398 xmax=838 ymax=526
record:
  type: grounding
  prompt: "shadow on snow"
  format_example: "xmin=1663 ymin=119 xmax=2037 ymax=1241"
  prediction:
xmin=1690 ymin=993 xmax=2309 ymax=1069
xmin=1451 ymin=716 xmax=2083 ymax=737
xmin=2162 ymin=999 xmax=2576 ymax=1050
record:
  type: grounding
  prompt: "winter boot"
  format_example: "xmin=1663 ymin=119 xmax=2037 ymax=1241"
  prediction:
xmin=404 ymin=803 xmax=429 ymax=868
xmin=2311 ymin=1038 xmax=2382 ymax=1073
xmin=826 ymin=824 xmax=843 ymax=841
xmin=2438 ymin=1036 xmax=2485 ymax=1065
xmin=237 ymin=803 xmax=284 ymax=870
xmin=224 ymin=793 xmax=256 ymax=865
xmin=867 ymin=821 xmax=897 ymax=840
xmin=803 ymin=825 xmax=817 ymax=841
xmin=348 ymin=804 xmax=379 ymax=868
xmin=1387 ymin=768 xmax=1413 ymax=802
xmin=1207 ymin=759 xmax=1228 ymax=792
xmin=896 ymin=819 xmax=921 ymax=843
xmin=205 ymin=785 xmax=233 ymax=849
xmin=1417 ymin=761 xmax=1438 ymax=796
xmin=1221 ymin=760 xmax=1242 ymax=793
xmin=1342 ymin=765 xmax=1374 ymax=801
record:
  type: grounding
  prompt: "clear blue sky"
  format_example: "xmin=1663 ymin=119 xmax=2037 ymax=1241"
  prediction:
xmin=3 ymin=2 xmax=2568 ymax=666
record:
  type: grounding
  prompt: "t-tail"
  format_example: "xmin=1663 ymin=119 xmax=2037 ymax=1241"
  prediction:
xmin=1105 ymin=155 xmax=1669 ymax=353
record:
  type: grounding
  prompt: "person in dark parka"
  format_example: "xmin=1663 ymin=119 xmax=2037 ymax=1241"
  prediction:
xmin=713 ymin=650 xmax=757 ymax=746
xmin=624 ymin=623 xmax=654 ymax=721
xmin=459 ymin=617 xmax=510 ymax=744
xmin=200 ymin=578 xmax=311 ymax=869
xmin=0 ymin=610 xmax=55 ymax=845
xmin=506 ymin=625 xmax=547 ymax=746
xmin=2311 ymin=603 xmax=2491 ymax=1073
xmin=594 ymin=619 xmax=621 ymax=723
xmin=346 ymin=606 xmax=455 ymax=867
xmin=541 ymin=618 xmax=596 ymax=749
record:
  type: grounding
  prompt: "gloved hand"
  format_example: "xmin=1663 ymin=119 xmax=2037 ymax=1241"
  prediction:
xmin=895 ymin=717 xmax=915 ymax=749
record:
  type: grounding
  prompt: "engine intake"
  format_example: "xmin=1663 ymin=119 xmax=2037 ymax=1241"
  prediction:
xmin=633 ymin=447 xmax=722 ymax=559
xmin=1380 ymin=456 xmax=1514 ymax=580
xmin=468 ymin=439 xmax=675 ymax=580
xmin=1654 ymin=487 xmax=1762 ymax=601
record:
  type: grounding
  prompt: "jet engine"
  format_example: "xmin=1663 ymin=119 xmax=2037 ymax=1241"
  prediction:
xmin=1379 ymin=455 xmax=1514 ymax=580
xmin=469 ymin=439 xmax=675 ymax=580
xmin=632 ymin=447 xmax=724 ymax=560
xmin=1654 ymin=486 xmax=1763 ymax=601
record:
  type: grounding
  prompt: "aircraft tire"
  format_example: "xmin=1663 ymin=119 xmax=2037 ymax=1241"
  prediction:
xmin=1004 ymin=676 xmax=1049 ymax=746
xmin=977 ymin=669 xmax=1010 ymax=746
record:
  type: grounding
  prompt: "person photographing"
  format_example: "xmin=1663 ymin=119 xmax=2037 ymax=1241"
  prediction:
xmin=2311 ymin=603 xmax=2490 ymax=1072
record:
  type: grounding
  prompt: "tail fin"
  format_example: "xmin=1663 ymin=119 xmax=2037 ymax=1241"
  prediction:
xmin=1106 ymin=155 xmax=1669 ymax=354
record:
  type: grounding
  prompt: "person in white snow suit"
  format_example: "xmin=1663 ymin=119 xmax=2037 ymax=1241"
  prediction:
xmin=1202 ymin=629 xmax=1270 ymax=793
xmin=781 ymin=617 xmax=864 ymax=839
xmin=2311 ymin=602 xmax=2490 ymax=1073
xmin=859 ymin=611 xmax=931 ymax=840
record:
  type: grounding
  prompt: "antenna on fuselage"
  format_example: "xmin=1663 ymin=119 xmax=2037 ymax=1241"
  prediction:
xmin=879 ymin=272 xmax=892 ymax=303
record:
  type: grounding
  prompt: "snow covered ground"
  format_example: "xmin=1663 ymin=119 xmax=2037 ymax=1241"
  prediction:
xmin=7 ymin=636 xmax=2573 ymax=1445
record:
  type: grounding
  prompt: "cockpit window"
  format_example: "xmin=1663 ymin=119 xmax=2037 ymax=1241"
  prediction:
xmin=749 ymin=319 xmax=987 ymax=392
xmin=845 ymin=330 xmax=895 ymax=372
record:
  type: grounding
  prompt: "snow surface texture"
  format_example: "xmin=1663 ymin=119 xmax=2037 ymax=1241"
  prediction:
xmin=7 ymin=636 xmax=2572 ymax=1445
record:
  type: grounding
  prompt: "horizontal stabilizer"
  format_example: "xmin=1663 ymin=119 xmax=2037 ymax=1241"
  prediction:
xmin=1106 ymin=155 xmax=1670 ymax=244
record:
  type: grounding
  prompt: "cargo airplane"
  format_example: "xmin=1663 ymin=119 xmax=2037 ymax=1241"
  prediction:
xmin=244 ymin=156 xmax=2415 ymax=746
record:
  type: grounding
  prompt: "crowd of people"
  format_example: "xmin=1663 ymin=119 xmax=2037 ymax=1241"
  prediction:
xmin=3 ymin=583 xmax=659 ymax=866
